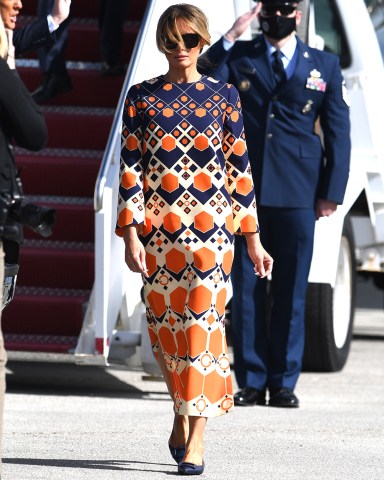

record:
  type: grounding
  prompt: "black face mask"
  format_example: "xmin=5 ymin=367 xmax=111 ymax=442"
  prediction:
xmin=259 ymin=15 xmax=296 ymax=40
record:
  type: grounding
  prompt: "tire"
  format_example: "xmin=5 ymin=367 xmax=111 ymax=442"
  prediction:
xmin=372 ymin=271 xmax=384 ymax=290
xmin=302 ymin=216 xmax=356 ymax=372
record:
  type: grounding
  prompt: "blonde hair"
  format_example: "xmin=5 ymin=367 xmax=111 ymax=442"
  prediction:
xmin=156 ymin=3 xmax=211 ymax=54
xmin=0 ymin=14 xmax=8 ymax=59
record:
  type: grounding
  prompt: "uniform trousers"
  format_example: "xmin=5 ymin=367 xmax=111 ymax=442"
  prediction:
xmin=231 ymin=206 xmax=316 ymax=391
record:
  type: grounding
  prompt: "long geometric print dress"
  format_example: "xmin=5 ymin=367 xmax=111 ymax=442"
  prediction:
xmin=116 ymin=74 xmax=259 ymax=417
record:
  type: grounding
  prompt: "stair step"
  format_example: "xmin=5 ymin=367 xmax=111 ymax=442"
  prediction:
xmin=4 ymin=334 xmax=78 ymax=353
xmin=18 ymin=64 xmax=125 ymax=108
xmin=16 ymin=148 xmax=102 ymax=197
xmin=2 ymin=287 xmax=90 ymax=341
xmin=21 ymin=197 xmax=94 ymax=243
xmin=18 ymin=240 xmax=94 ymax=289
xmin=66 ymin=19 xmax=140 ymax=63
xmin=5 ymin=0 xmax=145 ymax=355
xmin=21 ymin=1 xmax=99 ymax=18
xmin=41 ymin=105 xmax=114 ymax=150
xmin=18 ymin=16 xmax=140 ymax=63
xmin=21 ymin=0 xmax=147 ymax=21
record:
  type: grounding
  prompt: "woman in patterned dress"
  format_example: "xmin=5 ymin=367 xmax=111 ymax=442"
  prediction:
xmin=116 ymin=4 xmax=273 ymax=475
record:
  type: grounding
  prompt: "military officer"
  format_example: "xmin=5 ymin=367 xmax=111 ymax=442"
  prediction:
xmin=203 ymin=0 xmax=351 ymax=407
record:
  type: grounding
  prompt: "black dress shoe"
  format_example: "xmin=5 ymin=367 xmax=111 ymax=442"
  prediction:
xmin=234 ymin=387 xmax=266 ymax=406
xmin=269 ymin=388 xmax=299 ymax=408
xmin=178 ymin=461 xmax=205 ymax=475
xmin=32 ymin=73 xmax=72 ymax=103
xmin=101 ymin=61 xmax=125 ymax=76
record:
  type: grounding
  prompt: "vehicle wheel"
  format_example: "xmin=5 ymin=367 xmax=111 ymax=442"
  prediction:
xmin=372 ymin=271 xmax=384 ymax=290
xmin=302 ymin=216 xmax=356 ymax=372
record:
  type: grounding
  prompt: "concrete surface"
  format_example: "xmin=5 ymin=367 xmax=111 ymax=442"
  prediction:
xmin=2 ymin=275 xmax=384 ymax=480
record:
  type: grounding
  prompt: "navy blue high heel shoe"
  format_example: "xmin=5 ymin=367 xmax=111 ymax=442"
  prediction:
xmin=168 ymin=442 xmax=186 ymax=464
xmin=178 ymin=461 xmax=205 ymax=475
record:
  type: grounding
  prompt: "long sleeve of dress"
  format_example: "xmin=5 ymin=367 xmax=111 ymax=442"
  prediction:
xmin=116 ymin=84 xmax=145 ymax=236
xmin=0 ymin=59 xmax=47 ymax=150
xmin=223 ymin=84 xmax=258 ymax=233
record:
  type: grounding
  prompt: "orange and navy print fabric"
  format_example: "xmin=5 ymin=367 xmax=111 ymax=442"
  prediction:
xmin=117 ymin=75 xmax=258 ymax=417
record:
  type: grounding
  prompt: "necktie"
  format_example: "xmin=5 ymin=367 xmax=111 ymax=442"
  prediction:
xmin=272 ymin=50 xmax=286 ymax=85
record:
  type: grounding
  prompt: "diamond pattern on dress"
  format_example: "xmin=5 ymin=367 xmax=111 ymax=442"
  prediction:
xmin=117 ymin=75 xmax=259 ymax=417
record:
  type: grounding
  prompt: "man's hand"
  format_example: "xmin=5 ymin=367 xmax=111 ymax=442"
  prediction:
xmin=316 ymin=199 xmax=338 ymax=219
xmin=51 ymin=0 xmax=71 ymax=26
xmin=224 ymin=3 xmax=261 ymax=43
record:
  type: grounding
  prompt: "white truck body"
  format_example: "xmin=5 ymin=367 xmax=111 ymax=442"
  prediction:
xmin=309 ymin=0 xmax=384 ymax=282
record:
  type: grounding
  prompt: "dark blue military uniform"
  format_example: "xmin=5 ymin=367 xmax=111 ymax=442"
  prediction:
xmin=204 ymin=34 xmax=350 ymax=393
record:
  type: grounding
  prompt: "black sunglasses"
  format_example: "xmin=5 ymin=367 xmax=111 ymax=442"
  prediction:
xmin=164 ymin=33 xmax=200 ymax=50
xmin=261 ymin=4 xmax=297 ymax=16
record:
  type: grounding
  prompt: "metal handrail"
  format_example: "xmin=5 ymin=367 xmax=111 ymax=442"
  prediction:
xmin=93 ymin=0 xmax=156 ymax=212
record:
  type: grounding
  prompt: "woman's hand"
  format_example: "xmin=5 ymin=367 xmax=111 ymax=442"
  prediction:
xmin=5 ymin=29 xmax=15 ymax=69
xmin=123 ymin=225 xmax=148 ymax=276
xmin=244 ymin=232 xmax=273 ymax=278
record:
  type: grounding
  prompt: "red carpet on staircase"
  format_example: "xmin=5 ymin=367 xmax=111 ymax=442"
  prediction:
xmin=2 ymin=0 xmax=147 ymax=353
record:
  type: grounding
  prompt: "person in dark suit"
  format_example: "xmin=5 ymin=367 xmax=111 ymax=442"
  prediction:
xmin=0 ymin=16 xmax=48 ymax=472
xmin=31 ymin=0 xmax=126 ymax=101
xmin=98 ymin=0 xmax=128 ymax=75
xmin=32 ymin=0 xmax=72 ymax=103
xmin=203 ymin=0 xmax=351 ymax=408
xmin=0 ymin=0 xmax=71 ymax=56
xmin=0 ymin=2 xmax=65 ymax=466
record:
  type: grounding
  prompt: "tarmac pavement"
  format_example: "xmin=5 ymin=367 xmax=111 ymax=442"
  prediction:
xmin=2 ymin=275 xmax=384 ymax=480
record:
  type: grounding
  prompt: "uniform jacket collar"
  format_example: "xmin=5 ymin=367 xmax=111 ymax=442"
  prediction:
xmin=248 ymin=34 xmax=315 ymax=93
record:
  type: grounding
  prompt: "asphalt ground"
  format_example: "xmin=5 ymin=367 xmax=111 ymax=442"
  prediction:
xmin=2 ymin=275 xmax=384 ymax=480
